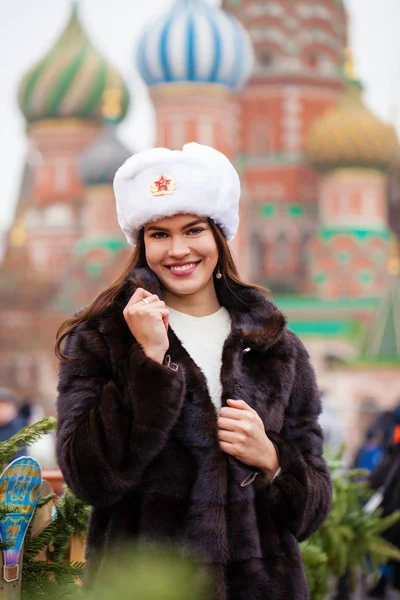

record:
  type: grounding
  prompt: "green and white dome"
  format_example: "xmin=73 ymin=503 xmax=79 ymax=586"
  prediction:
xmin=18 ymin=4 xmax=130 ymax=123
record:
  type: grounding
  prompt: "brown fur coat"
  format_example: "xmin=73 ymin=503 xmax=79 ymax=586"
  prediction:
xmin=56 ymin=268 xmax=331 ymax=600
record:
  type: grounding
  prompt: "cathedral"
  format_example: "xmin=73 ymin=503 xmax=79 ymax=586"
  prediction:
xmin=1 ymin=0 xmax=399 ymax=456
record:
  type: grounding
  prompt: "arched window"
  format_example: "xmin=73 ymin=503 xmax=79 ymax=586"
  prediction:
xmin=44 ymin=204 xmax=74 ymax=228
xmin=255 ymin=128 xmax=269 ymax=154
xmin=249 ymin=117 xmax=270 ymax=155
xmin=307 ymin=53 xmax=318 ymax=69
xmin=251 ymin=231 xmax=265 ymax=279
xmin=276 ymin=231 xmax=290 ymax=264
xmin=259 ymin=51 xmax=274 ymax=68
xmin=53 ymin=158 xmax=69 ymax=193
xmin=305 ymin=51 xmax=334 ymax=74
xmin=300 ymin=231 xmax=313 ymax=272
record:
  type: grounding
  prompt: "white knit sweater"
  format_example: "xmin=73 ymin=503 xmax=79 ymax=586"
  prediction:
xmin=167 ymin=306 xmax=232 ymax=414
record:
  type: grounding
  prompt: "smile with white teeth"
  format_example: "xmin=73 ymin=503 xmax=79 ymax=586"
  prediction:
xmin=169 ymin=263 xmax=197 ymax=272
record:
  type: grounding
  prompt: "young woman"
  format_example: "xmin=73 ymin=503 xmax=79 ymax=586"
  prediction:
xmin=55 ymin=143 xmax=331 ymax=600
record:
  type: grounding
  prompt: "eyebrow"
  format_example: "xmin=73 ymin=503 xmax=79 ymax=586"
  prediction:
xmin=145 ymin=218 xmax=208 ymax=233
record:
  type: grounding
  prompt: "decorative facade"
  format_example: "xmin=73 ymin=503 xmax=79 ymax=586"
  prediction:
xmin=306 ymin=60 xmax=399 ymax=299
xmin=14 ymin=5 xmax=130 ymax=282
xmin=0 ymin=5 xmax=131 ymax=408
xmin=223 ymin=0 xmax=348 ymax=291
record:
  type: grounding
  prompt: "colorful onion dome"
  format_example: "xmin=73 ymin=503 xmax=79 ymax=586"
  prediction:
xmin=306 ymin=57 xmax=399 ymax=170
xmin=137 ymin=0 xmax=254 ymax=89
xmin=79 ymin=124 xmax=131 ymax=186
xmin=18 ymin=4 xmax=130 ymax=123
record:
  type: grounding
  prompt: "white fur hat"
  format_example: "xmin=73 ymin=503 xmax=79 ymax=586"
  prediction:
xmin=113 ymin=142 xmax=240 ymax=244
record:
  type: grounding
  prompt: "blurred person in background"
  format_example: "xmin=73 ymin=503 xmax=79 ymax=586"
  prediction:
xmin=367 ymin=406 xmax=400 ymax=598
xmin=368 ymin=410 xmax=400 ymax=455
xmin=55 ymin=143 xmax=332 ymax=599
xmin=354 ymin=429 xmax=384 ymax=473
xmin=0 ymin=387 xmax=27 ymax=460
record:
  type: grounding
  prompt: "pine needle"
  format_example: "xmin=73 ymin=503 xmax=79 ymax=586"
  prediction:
xmin=0 ymin=417 xmax=56 ymax=466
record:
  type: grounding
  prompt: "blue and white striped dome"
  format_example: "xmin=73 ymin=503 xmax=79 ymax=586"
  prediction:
xmin=137 ymin=0 xmax=254 ymax=90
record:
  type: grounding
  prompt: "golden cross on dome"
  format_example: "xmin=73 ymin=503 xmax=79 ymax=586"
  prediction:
xmin=344 ymin=47 xmax=357 ymax=81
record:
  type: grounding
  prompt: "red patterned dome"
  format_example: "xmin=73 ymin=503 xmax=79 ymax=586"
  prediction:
xmin=223 ymin=0 xmax=347 ymax=82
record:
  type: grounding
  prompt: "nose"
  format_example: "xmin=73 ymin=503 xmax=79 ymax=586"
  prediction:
xmin=168 ymin=235 xmax=190 ymax=258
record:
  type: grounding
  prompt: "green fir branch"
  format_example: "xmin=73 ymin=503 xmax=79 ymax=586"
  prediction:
xmin=21 ymin=488 xmax=89 ymax=598
xmin=23 ymin=521 xmax=60 ymax=560
xmin=21 ymin=559 xmax=83 ymax=600
xmin=301 ymin=453 xmax=400 ymax=600
xmin=0 ymin=418 xmax=85 ymax=600
xmin=36 ymin=493 xmax=56 ymax=509
xmin=0 ymin=540 xmax=12 ymax=551
xmin=58 ymin=487 xmax=90 ymax=534
xmin=0 ymin=417 xmax=56 ymax=466
xmin=0 ymin=504 xmax=29 ymax=518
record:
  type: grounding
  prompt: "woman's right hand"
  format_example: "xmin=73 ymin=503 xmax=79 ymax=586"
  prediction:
xmin=123 ymin=288 xmax=169 ymax=363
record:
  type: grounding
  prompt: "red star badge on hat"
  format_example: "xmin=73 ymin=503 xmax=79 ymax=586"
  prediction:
xmin=155 ymin=175 xmax=170 ymax=192
xmin=150 ymin=174 xmax=177 ymax=196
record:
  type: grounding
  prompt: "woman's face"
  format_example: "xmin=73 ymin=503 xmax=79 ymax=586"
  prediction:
xmin=143 ymin=214 xmax=219 ymax=297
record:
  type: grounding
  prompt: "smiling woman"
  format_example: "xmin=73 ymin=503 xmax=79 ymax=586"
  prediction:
xmin=54 ymin=142 xmax=331 ymax=600
xmin=143 ymin=215 xmax=221 ymax=313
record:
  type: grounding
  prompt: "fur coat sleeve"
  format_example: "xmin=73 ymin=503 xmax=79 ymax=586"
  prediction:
xmin=254 ymin=335 xmax=331 ymax=542
xmin=56 ymin=322 xmax=186 ymax=508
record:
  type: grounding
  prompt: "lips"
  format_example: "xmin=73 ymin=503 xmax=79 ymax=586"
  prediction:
xmin=165 ymin=261 xmax=201 ymax=276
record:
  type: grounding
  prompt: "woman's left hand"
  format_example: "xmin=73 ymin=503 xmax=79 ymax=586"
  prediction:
xmin=217 ymin=399 xmax=280 ymax=479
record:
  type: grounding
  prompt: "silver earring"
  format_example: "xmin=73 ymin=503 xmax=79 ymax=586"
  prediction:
xmin=216 ymin=269 xmax=222 ymax=279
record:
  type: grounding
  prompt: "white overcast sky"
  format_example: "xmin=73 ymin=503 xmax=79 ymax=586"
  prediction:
xmin=1 ymin=0 xmax=400 ymax=233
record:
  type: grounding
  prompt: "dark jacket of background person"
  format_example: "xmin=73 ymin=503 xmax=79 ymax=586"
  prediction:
xmin=369 ymin=430 xmax=400 ymax=590
xmin=369 ymin=409 xmax=400 ymax=454
xmin=354 ymin=430 xmax=384 ymax=473
xmin=56 ymin=268 xmax=332 ymax=600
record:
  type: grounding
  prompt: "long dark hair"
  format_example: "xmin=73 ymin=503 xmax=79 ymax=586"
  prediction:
xmin=55 ymin=218 xmax=269 ymax=361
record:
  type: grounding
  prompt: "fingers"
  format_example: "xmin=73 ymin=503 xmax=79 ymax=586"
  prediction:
xmin=138 ymin=294 xmax=163 ymax=306
xmin=227 ymin=399 xmax=251 ymax=411
xmin=129 ymin=287 xmax=153 ymax=303
xmin=217 ymin=417 xmax=238 ymax=431
xmin=219 ymin=407 xmax=247 ymax=421
xmin=218 ymin=440 xmax=237 ymax=457
xmin=161 ymin=310 xmax=169 ymax=333
xmin=139 ymin=306 xmax=169 ymax=319
xmin=141 ymin=300 xmax=166 ymax=310
xmin=130 ymin=293 xmax=163 ymax=309
xmin=124 ymin=289 xmax=156 ymax=318
xmin=218 ymin=429 xmax=245 ymax=444
xmin=217 ymin=416 xmax=252 ymax=437
xmin=124 ymin=291 xmax=166 ymax=316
